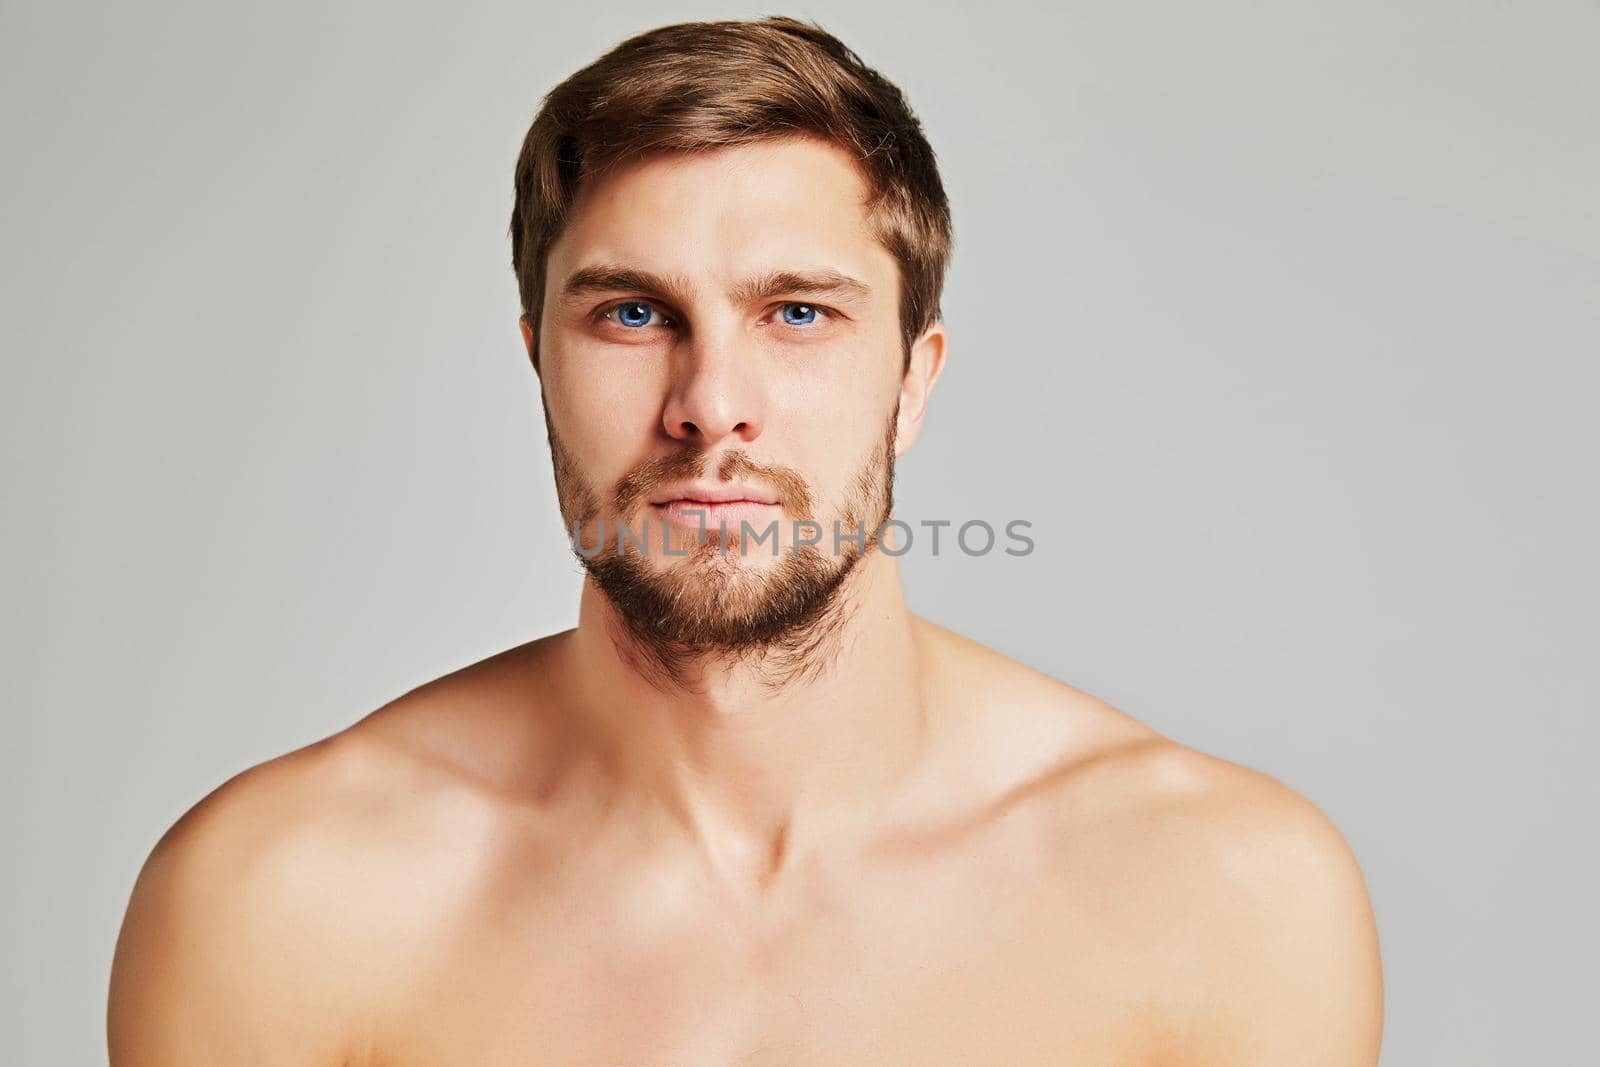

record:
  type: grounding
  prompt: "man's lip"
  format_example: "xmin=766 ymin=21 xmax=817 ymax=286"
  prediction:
xmin=652 ymin=498 xmax=782 ymax=529
xmin=647 ymin=484 xmax=780 ymax=506
xmin=654 ymin=497 xmax=779 ymax=506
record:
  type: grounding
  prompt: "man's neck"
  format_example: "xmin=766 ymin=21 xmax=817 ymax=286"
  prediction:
xmin=550 ymin=548 xmax=935 ymax=897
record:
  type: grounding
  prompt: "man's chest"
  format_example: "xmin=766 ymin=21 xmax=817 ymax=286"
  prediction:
xmin=356 ymin=849 xmax=1172 ymax=1066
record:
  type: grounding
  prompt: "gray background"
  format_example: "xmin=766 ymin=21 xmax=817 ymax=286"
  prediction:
xmin=3 ymin=1 xmax=1595 ymax=1063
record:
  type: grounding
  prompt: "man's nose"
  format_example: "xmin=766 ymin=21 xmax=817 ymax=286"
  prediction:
xmin=660 ymin=325 xmax=766 ymax=447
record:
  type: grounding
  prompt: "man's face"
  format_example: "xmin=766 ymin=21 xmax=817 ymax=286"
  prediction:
xmin=527 ymin=136 xmax=915 ymax=654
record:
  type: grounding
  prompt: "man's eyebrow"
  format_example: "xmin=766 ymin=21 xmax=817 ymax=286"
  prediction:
xmin=557 ymin=265 xmax=695 ymax=308
xmin=729 ymin=269 xmax=871 ymax=306
xmin=555 ymin=264 xmax=872 ymax=310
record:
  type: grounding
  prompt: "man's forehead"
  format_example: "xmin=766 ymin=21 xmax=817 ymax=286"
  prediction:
xmin=547 ymin=139 xmax=886 ymax=273
xmin=539 ymin=139 xmax=906 ymax=324
xmin=572 ymin=136 xmax=873 ymax=212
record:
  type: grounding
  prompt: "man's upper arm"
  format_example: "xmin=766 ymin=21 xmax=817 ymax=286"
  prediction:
xmin=107 ymin=762 xmax=361 ymax=1065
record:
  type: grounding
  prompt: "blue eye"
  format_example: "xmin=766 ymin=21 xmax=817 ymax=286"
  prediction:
xmin=781 ymin=303 xmax=818 ymax=326
xmin=613 ymin=301 xmax=661 ymax=328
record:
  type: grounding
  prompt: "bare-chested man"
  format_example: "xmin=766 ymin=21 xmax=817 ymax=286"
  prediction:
xmin=108 ymin=16 xmax=1383 ymax=1065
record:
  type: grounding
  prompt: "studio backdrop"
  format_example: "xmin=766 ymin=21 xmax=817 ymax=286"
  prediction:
xmin=2 ymin=1 xmax=1595 ymax=1064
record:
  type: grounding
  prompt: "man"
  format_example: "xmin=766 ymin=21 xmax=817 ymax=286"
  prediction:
xmin=109 ymin=16 xmax=1383 ymax=1065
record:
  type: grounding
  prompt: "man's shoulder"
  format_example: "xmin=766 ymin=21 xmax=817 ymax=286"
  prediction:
xmin=123 ymin=720 xmax=445 ymax=896
xmin=913 ymin=617 xmax=1365 ymax=866
xmin=913 ymin=617 xmax=1375 ymax=906
xmin=914 ymin=619 xmax=1382 ymax=1061
xmin=1022 ymin=715 xmax=1383 ymax=1062
xmin=1056 ymin=738 xmax=1384 ymax=1060
xmin=956 ymin=633 xmax=1379 ymax=976
xmin=1045 ymin=730 xmax=1377 ymax=925
xmin=109 ymin=730 xmax=390 ymax=1061
xmin=121 ymin=638 xmax=557 ymax=912
xmin=109 ymin=648 xmax=548 ymax=1064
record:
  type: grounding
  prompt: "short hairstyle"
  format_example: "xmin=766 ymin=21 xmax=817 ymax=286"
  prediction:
xmin=509 ymin=16 xmax=953 ymax=371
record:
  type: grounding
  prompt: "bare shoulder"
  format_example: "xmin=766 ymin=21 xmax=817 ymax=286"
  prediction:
xmin=1033 ymin=718 xmax=1383 ymax=1063
xmin=912 ymin=617 xmax=1383 ymax=1063
xmin=1044 ymin=730 xmax=1382 ymax=930
xmin=110 ymin=732 xmax=380 ymax=1063
xmin=109 ymin=638 xmax=559 ymax=1066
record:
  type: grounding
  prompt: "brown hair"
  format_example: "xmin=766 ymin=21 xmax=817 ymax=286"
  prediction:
xmin=509 ymin=16 xmax=953 ymax=371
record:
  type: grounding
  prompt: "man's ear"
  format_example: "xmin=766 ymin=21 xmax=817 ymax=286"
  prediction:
xmin=894 ymin=320 xmax=948 ymax=458
xmin=518 ymin=313 xmax=540 ymax=376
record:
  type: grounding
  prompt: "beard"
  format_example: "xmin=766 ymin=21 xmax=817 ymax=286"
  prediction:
xmin=544 ymin=405 xmax=898 ymax=679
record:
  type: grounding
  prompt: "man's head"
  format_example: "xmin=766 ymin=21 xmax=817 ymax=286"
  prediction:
xmin=509 ymin=17 xmax=951 ymax=673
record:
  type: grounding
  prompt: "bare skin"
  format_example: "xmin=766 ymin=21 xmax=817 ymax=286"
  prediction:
xmin=107 ymin=563 xmax=1382 ymax=1065
xmin=109 ymin=136 xmax=1383 ymax=1064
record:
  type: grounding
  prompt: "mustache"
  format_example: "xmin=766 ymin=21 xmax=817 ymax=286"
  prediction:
xmin=612 ymin=448 xmax=814 ymax=518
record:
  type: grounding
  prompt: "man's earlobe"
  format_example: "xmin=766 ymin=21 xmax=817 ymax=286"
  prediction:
xmin=895 ymin=321 xmax=949 ymax=457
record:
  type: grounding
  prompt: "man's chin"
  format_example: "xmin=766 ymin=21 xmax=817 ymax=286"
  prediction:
xmin=595 ymin=541 xmax=791 ymax=607
xmin=581 ymin=535 xmax=857 ymax=652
